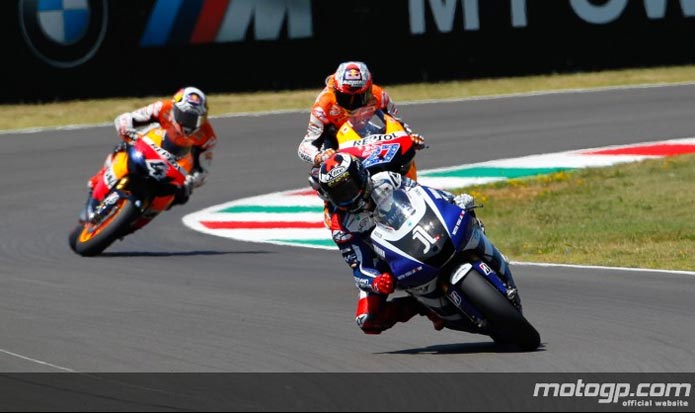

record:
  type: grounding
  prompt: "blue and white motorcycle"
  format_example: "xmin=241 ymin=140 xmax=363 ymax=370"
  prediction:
xmin=370 ymin=184 xmax=541 ymax=350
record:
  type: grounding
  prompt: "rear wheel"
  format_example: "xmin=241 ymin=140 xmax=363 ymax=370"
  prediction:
xmin=69 ymin=198 xmax=140 ymax=256
xmin=459 ymin=269 xmax=541 ymax=351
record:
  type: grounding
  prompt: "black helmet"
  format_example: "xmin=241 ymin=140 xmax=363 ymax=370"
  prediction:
xmin=318 ymin=153 xmax=371 ymax=212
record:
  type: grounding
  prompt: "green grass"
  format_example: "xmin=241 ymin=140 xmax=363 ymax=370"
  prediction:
xmin=457 ymin=155 xmax=695 ymax=271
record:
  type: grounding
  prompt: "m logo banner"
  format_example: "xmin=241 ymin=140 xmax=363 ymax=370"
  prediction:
xmin=140 ymin=0 xmax=312 ymax=47
xmin=19 ymin=0 xmax=108 ymax=68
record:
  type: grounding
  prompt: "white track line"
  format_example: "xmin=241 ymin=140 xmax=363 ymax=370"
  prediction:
xmin=0 ymin=348 xmax=76 ymax=372
xmin=513 ymin=261 xmax=695 ymax=276
xmin=4 ymin=81 xmax=695 ymax=135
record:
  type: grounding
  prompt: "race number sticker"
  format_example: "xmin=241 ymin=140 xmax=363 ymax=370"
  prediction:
xmin=146 ymin=160 xmax=169 ymax=180
xmin=362 ymin=143 xmax=400 ymax=168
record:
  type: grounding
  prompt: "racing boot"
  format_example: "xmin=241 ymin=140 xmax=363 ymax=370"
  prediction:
xmin=356 ymin=295 xmax=422 ymax=334
xmin=423 ymin=310 xmax=446 ymax=331
xmin=383 ymin=296 xmax=446 ymax=332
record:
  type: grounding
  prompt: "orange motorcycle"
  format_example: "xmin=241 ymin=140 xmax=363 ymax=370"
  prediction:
xmin=335 ymin=109 xmax=422 ymax=180
xmin=69 ymin=127 xmax=191 ymax=256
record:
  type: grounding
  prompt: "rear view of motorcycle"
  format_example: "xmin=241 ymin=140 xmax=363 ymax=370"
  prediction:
xmin=334 ymin=109 xmax=422 ymax=180
xmin=308 ymin=109 xmax=424 ymax=202
xmin=370 ymin=184 xmax=541 ymax=351
xmin=69 ymin=128 xmax=189 ymax=256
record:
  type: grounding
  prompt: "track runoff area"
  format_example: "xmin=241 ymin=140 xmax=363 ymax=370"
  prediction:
xmin=183 ymin=137 xmax=695 ymax=275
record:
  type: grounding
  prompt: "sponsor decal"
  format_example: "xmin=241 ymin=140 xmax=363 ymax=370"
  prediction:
xmin=372 ymin=244 xmax=386 ymax=260
xmin=452 ymin=212 xmax=465 ymax=235
xmin=448 ymin=290 xmax=462 ymax=306
xmin=104 ymin=167 xmax=118 ymax=188
xmin=479 ymin=262 xmax=494 ymax=276
xmin=142 ymin=137 xmax=187 ymax=175
xmin=19 ymin=0 xmax=108 ymax=68
xmin=103 ymin=191 xmax=120 ymax=206
xmin=410 ymin=0 xmax=695 ymax=34
xmin=344 ymin=68 xmax=362 ymax=81
xmin=353 ymin=132 xmax=408 ymax=145
xmin=145 ymin=160 xmax=169 ymax=180
xmin=363 ymin=143 xmax=400 ymax=169
xmin=398 ymin=265 xmax=424 ymax=281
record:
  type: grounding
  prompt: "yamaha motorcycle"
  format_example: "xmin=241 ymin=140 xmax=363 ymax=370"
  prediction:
xmin=370 ymin=184 xmax=541 ymax=350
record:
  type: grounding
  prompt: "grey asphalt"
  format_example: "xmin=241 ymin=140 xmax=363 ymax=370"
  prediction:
xmin=0 ymin=84 xmax=694 ymax=372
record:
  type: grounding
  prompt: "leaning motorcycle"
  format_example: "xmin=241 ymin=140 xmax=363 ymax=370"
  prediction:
xmin=335 ymin=109 xmax=421 ymax=179
xmin=69 ymin=127 xmax=189 ymax=256
xmin=370 ymin=184 xmax=541 ymax=350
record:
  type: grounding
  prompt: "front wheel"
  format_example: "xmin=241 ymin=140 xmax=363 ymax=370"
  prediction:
xmin=459 ymin=269 xmax=541 ymax=351
xmin=69 ymin=198 xmax=140 ymax=256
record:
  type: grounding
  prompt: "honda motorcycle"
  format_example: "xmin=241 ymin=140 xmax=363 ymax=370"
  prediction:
xmin=335 ymin=110 xmax=421 ymax=179
xmin=370 ymin=184 xmax=541 ymax=350
xmin=69 ymin=127 xmax=189 ymax=256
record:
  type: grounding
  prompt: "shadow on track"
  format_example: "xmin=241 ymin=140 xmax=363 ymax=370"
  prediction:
xmin=381 ymin=342 xmax=547 ymax=355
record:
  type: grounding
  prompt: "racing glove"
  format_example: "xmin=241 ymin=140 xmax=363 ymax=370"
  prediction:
xmin=454 ymin=193 xmax=475 ymax=211
xmin=184 ymin=175 xmax=196 ymax=197
xmin=172 ymin=174 xmax=197 ymax=207
xmin=454 ymin=193 xmax=486 ymax=233
xmin=410 ymin=133 xmax=426 ymax=150
xmin=372 ymin=273 xmax=395 ymax=295
xmin=115 ymin=116 xmax=139 ymax=141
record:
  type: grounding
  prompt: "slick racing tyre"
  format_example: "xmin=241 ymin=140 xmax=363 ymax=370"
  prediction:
xmin=459 ymin=269 xmax=541 ymax=351
xmin=69 ymin=198 xmax=139 ymax=257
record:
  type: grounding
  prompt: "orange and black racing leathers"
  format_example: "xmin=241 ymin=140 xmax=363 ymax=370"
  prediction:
xmin=297 ymin=75 xmax=411 ymax=166
xmin=87 ymin=99 xmax=217 ymax=209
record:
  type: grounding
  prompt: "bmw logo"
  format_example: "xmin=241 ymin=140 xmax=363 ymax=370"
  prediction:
xmin=19 ymin=0 xmax=108 ymax=69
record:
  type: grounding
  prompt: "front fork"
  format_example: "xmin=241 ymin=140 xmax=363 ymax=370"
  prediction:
xmin=461 ymin=226 xmax=521 ymax=309
xmin=81 ymin=177 xmax=133 ymax=223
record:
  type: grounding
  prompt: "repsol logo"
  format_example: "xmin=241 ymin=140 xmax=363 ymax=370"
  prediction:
xmin=409 ymin=0 xmax=695 ymax=34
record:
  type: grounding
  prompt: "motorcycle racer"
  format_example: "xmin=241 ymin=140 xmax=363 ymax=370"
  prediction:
xmin=81 ymin=87 xmax=217 ymax=222
xmin=298 ymin=61 xmax=425 ymax=187
xmin=316 ymin=153 xmax=501 ymax=335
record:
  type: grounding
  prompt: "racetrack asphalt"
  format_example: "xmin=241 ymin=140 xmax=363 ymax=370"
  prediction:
xmin=1 ymin=84 xmax=694 ymax=373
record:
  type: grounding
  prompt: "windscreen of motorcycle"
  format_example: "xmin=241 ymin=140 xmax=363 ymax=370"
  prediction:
xmin=372 ymin=187 xmax=456 ymax=273
xmin=348 ymin=108 xmax=382 ymax=133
